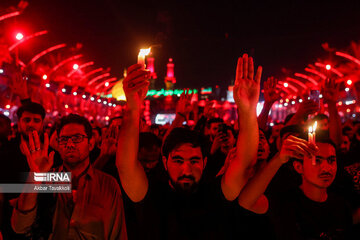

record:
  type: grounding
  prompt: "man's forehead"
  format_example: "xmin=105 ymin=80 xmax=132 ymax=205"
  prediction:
xmin=170 ymin=143 xmax=203 ymax=157
xmin=21 ymin=111 xmax=42 ymax=119
xmin=316 ymin=142 xmax=336 ymax=157
xmin=60 ymin=123 xmax=86 ymax=136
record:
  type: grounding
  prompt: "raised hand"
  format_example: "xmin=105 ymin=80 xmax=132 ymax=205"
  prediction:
xmin=263 ymin=77 xmax=280 ymax=104
xmin=322 ymin=78 xmax=340 ymax=103
xmin=123 ymin=64 xmax=150 ymax=111
xmin=296 ymin=99 xmax=319 ymax=117
xmin=100 ymin=125 xmax=118 ymax=157
xmin=278 ymin=135 xmax=318 ymax=164
xmin=233 ymin=54 xmax=262 ymax=113
xmin=20 ymin=131 xmax=54 ymax=173
xmin=176 ymin=89 xmax=193 ymax=118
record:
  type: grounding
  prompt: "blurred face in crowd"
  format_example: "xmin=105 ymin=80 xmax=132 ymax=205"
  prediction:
xmin=139 ymin=145 xmax=161 ymax=172
xmin=163 ymin=143 xmax=206 ymax=195
xmin=294 ymin=142 xmax=337 ymax=189
xmin=271 ymin=123 xmax=283 ymax=139
xmin=220 ymin=129 xmax=236 ymax=154
xmin=208 ymin=122 xmax=221 ymax=139
xmin=58 ymin=123 xmax=94 ymax=168
xmin=258 ymin=130 xmax=270 ymax=161
xmin=340 ymin=135 xmax=351 ymax=155
xmin=317 ymin=119 xmax=329 ymax=131
xmin=92 ymin=128 xmax=101 ymax=147
xmin=18 ymin=111 xmax=43 ymax=138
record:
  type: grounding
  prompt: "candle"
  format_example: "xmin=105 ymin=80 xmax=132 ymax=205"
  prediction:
xmin=308 ymin=121 xmax=317 ymax=165
xmin=137 ymin=48 xmax=151 ymax=69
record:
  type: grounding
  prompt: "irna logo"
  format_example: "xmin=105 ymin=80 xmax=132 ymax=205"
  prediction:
xmin=34 ymin=172 xmax=71 ymax=182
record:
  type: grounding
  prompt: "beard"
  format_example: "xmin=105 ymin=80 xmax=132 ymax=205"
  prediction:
xmin=169 ymin=175 xmax=200 ymax=196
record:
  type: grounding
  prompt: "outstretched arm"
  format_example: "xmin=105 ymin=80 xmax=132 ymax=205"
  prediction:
xmin=258 ymin=77 xmax=280 ymax=131
xmin=237 ymin=135 xmax=318 ymax=214
xmin=221 ymin=54 xmax=262 ymax=201
xmin=116 ymin=64 xmax=150 ymax=202
xmin=323 ymin=78 xmax=342 ymax=147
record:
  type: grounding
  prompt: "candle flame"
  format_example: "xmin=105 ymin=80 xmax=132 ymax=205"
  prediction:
xmin=309 ymin=126 xmax=313 ymax=133
xmin=139 ymin=48 xmax=151 ymax=57
xmin=313 ymin=121 xmax=317 ymax=132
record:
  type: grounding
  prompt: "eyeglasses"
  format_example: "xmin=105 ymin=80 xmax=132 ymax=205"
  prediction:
xmin=58 ymin=134 xmax=88 ymax=145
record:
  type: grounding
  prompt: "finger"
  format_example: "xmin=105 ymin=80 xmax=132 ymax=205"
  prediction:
xmin=255 ymin=66 xmax=263 ymax=84
xmin=33 ymin=131 xmax=41 ymax=150
xmin=235 ymin=57 xmax=243 ymax=84
xmin=249 ymin=57 xmax=254 ymax=80
xmin=127 ymin=64 xmax=142 ymax=76
xmin=264 ymin=79 xmax=268 ymax=90
xmin=243 ymin=54 xmax=248 ymax=79
xmin=130 ymin=80 xmax=150 ymax=93
xmin=21 ymin=136 xmax=31 ymax=157
xmin=28 ymin=133 xmax=35 ymax=152
xmin=124 ymin=71 xmax=149 ymax=84
xmin=43 ymin=132 xmax=49 ymax=156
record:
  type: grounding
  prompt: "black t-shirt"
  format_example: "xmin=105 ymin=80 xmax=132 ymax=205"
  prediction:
xmin=0 ymin=137 xmax=30 ymax=239
xmin=129 ymin=176 xmax=234 ymax=240
xmin=267 ymin=188 xmax=353 ymax=240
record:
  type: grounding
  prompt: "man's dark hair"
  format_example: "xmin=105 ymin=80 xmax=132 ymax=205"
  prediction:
xmin=206 ymin=117 xmax=224 ymax=128
xmin=109 ymin=116 xmax=123 ymax=126
xmin=139 ymin=132 xmax=162 ymax=150
xmin=162 ymin=128 xmax=209 ymax=159
xmin=0 ymin=113 xmax=11 ymax=127
xmin=280 ymin=124 xmax=304 ymax=139
xmin=342 ymin=126 xmax=353 ymax=135
xmin=0 ymin=113 xmax=11 ymax=137
xmin=56 ymin=114 xmax=92 ymax=139
xmin=17 ymin=102 xmax=46 ymax=120
xmin=313 ymin=113 xmax=329 ymax=122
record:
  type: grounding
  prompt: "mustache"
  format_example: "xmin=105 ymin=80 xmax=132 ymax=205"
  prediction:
xmin=178 ymin=175 xmax=195 ymax=181
xmin=319 ymin=172 xmax=333 ymax=177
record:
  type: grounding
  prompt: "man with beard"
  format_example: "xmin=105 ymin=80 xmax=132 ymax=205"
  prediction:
xmin=11 ymin=114 xmax=127 ymax=239
xmin=0 ymin=102 xmax=46 ymax=239
xmin=117 ymin=53 xmax=262 ymax=239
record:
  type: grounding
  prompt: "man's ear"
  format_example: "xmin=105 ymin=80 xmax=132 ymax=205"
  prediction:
xmin=293 ymin=161 xmax=303 ymax=174
xmin=162 ymin=156 xmax=168 ymax=171
xmin=89 ymin=136 xmax=95 ymax=152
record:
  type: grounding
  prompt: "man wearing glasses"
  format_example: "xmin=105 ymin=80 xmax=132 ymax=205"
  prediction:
xmin=11 ymin=114 xmax=127 ymax=239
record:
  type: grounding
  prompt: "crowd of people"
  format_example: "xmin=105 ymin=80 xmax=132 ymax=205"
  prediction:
xmin=0 ymin=54 xmax=359 ymax=239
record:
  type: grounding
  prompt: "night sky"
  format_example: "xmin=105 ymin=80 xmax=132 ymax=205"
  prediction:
xmin=2 ymin=0 xmax=360 ymax=92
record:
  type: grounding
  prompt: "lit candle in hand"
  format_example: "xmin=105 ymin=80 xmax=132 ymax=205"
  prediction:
xmin=138 ymin=48 xmax=151 ymax=69
xmin=308 ymin=121 xmax=317 ymax=165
